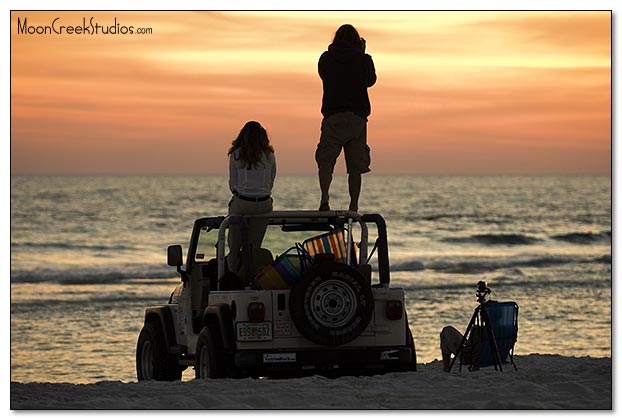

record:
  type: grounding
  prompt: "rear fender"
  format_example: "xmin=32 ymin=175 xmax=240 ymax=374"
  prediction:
xmin=203 ymin=304 xmax=236 ymax=351
xmin=144 ymin=306 xmax=177 ymax=351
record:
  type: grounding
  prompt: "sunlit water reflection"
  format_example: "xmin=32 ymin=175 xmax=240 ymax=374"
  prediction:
xmin=10 ymin=175 xmax=611 ymax=383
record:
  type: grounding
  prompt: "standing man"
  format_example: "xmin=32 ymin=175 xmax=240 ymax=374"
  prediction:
xmin=316 ymin=24 xmax=377 ymax=212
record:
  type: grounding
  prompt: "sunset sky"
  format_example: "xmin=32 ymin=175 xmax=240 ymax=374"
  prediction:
xmin=10 ymin=10 xmax=611 ymax=174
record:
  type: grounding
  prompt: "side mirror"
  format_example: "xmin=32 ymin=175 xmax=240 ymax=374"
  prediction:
xmin=167 ymin=245 xmax=183 ymax=267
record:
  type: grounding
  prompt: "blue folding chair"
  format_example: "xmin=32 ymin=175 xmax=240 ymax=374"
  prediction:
xmin=480 ymin=301 xmax=519 ymax=370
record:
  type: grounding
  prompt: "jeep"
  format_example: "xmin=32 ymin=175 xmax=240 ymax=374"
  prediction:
xmin=136 ymin=210 xmax=417 ymax=380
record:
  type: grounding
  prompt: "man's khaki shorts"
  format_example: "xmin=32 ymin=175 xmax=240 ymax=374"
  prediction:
xmin=315 ymin=112 xmax=371 ymax=174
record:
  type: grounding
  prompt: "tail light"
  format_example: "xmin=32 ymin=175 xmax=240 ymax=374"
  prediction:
xmin=248 ymin=302 xmax=265 ymax=322
xmin=386 ymin=300 xmax=403 ymax=320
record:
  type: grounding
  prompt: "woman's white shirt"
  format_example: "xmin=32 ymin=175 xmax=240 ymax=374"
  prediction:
xmin=229 ymin=150 xmax=276 ymax=197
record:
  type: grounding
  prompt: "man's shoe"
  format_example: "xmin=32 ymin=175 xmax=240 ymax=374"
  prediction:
xmin=319 ymin=202 xmax=330 ymax=211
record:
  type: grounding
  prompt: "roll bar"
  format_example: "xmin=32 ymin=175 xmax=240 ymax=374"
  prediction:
xmin=186 ymin=211 xmax=390 ymax=290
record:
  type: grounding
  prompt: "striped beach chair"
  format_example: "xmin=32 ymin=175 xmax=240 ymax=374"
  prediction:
xmin=302 ymin=230 xmax=349 ymax=264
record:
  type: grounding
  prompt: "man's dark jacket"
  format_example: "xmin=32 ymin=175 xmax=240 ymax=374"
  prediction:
xmin=318 ymin=40 xmax=377 ymax=119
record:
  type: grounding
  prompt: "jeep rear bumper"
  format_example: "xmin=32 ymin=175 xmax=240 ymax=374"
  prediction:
xmin=234 ymin=346 xmax=414 ymax=374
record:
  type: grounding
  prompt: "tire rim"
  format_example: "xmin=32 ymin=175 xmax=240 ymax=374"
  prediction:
xmin=140 ymin=341 xmax=153 ymax=379
xmin=309 ymin=279 xmax=357 ymax=328
xmin=198 ymin=344 xmax=209 ymax=378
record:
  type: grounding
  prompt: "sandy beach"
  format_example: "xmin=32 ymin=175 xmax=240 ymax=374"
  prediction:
xmin=10 ymin=354 xmax=611 ymax=410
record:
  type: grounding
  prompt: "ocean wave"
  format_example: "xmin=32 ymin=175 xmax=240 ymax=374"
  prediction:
xmin=10 ymin=266 xmax=178 ymax=284
xmin=11 ymin=241 xmax=138 ymax=252
xmin=441 ymin=234 xmax=541 ymax=246
xmin=551 ymin=231 xmax=611 ymax=244
xmin=597 ymin=255 xmax=612 ymax=263
xmin=420 ymin=213 xmax=474 ymax=221
xmin=407 ymin=213 xmax=511 ymax=224
xmin=391 ymin=260 xmax=425 ymax=271
xmin=392 ymin=254 xmax=610 ymax=275
xmin=11 ymin=293 xmax=172 ymax=308
xmin=398 ymin=276 xmax=611 ymax=293
xmin=437 ymin=231 xmax=611 ymax=247
xmin=11 ymin=251 xmax=611 ymax=284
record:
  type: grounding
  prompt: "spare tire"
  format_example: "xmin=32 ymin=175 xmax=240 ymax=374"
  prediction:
xmin=290 ymin=262 xmax=374 ymax=346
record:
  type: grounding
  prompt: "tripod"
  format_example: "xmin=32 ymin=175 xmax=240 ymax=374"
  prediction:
xmin=447 ymin=299 xmax=504 ymax=373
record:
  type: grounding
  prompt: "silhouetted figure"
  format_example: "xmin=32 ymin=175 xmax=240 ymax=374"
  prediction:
xmin=316 ymin=24 xmax=377 ymax=212
xmin=440 ymin=325 xmax=483 ymax=372
xmin=227 ymin=121 xmax=276 ymax=277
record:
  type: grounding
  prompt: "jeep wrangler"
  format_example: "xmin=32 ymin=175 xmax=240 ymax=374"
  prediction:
xmin=136 ymin=210 xmax=416 ymax=380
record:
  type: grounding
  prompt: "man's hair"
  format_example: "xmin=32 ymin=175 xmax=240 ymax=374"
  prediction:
xmin=228 ymin=121 xmax=274 ymax=169
xmin=333 ymin=24 xmax=363 ymax=49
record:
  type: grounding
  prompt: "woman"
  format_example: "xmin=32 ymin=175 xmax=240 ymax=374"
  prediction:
xmin=227 ymin=121 xmax=276 ymax=276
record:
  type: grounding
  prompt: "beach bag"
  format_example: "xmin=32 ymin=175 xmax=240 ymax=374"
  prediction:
xmin=253 ymin=245 xmax=310 ymax=290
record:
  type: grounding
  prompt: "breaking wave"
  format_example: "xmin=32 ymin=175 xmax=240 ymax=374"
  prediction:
xmin=12 ymin=251 xmax=611 ymax=284
xmin=11 ymin=241 xmax=138 ymax=252
xmin=552 ymin=231 xmax=611 ymax=244
xmin=397 ymin=276 xmax=611 ymax=293
xmin=441 ymin=234 xmax=541 ymax=246
xmin=392 ymin=254 xmax=610 ymax=275
xmin=437 ymin=231 xmax=611 ymax=247
xmin=10 ymin=265 xmax=178 ymax=284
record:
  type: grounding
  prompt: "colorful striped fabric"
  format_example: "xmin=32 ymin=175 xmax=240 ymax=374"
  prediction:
xmin=302 ymin=230 xmax=348 ymax=263
xmin=254 ymin=252 xmax=301 ymax=290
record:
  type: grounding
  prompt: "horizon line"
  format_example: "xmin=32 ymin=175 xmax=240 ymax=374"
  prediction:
xmin=9 ymin=171 xmax=612 ymax=177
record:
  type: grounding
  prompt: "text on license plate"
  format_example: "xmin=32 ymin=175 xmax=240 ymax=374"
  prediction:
xmin=236 ymin=322 xmax=272 ymax=341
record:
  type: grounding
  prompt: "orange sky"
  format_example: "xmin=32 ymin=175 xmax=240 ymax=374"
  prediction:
xmin=10 ymin=11 xmax=611 ymax=174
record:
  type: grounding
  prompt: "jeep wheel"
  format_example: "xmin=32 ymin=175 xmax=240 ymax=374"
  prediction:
xmin=290 ymin=262 xmax=374 ymax=346
xmin=195 ymin=325 xmax=225 ymax=379
xmin=136 ymin=320 xmax=181 ymax=381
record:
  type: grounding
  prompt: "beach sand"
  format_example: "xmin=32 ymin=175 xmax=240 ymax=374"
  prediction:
xmin=10 ymin=354 xmax=611 ymax=410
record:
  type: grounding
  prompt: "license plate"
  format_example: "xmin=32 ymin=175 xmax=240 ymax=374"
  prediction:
xmin=263 ymin=353 xmax=296 ymax=363
xmin=236 ymin=322 xmax=272 ymax=341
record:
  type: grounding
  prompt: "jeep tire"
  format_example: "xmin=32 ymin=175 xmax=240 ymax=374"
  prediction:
xmin=290 ymin=262 xmax=374 ymax=346
xmin=136 ymin=320 xmax=182 ymax=381
xmin=195 ymin=325 xmax=226 ymax=379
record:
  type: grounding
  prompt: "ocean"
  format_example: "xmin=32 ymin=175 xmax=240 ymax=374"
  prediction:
xmin=10 ymin=174 xmax=611 ymax=384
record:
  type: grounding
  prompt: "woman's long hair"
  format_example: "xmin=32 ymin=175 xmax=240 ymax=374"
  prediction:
xmin=228 ymin=121 xmax=274 ymax=169
xmin=333 ymin=24 xmax=363 ymax=49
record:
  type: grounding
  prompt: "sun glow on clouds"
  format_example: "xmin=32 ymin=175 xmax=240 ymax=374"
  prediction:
xmin=10 ymin=11 xmax=611 ymax=174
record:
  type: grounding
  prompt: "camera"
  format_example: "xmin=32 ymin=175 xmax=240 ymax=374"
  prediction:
xmin=476 ymin=281 xmax=491 ymax=304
